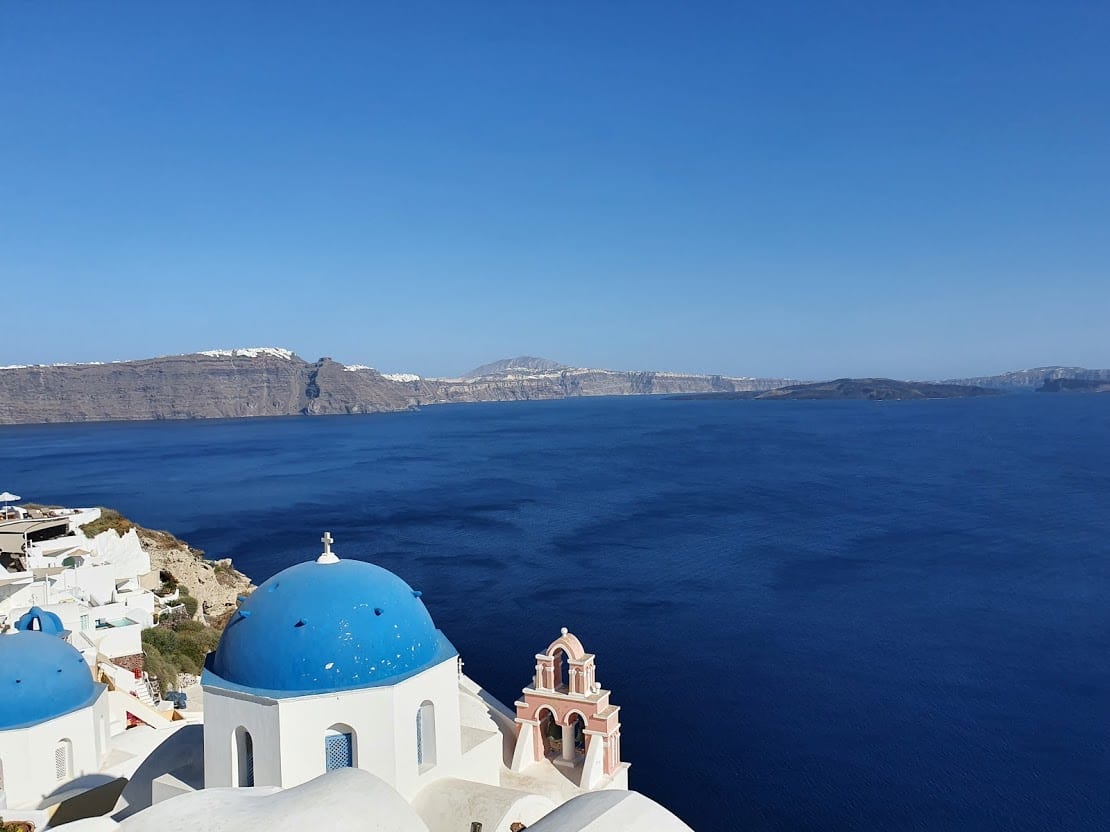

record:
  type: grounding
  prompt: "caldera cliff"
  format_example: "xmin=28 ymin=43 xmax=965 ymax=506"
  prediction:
xmin=0 ymin=349 xmax=791 ymax=425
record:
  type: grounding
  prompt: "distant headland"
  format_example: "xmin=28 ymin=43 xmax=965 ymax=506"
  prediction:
xmin=0 ymin=349 xmax=1107 ymax=425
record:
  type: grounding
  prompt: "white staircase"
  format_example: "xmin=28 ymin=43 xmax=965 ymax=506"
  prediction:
xmin=137 ymin=672 xmax=161 ymax=705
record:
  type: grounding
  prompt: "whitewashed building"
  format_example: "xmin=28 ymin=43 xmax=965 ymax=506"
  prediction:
xmin=0 ymin=620 xmax=111 ymax=813
xmin=1 ymin=509 xmax=158 ymax=674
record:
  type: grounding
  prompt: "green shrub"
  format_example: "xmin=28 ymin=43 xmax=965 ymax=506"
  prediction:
xmin=142 ymin=613 xmax=224 ymax=689
xmin=141 ymin=642 xmax=181 ymax=690
xmin=176 ymin=627 xmax=220 ymax=668
xmin=180 ymin=593 xmax=199 ymax=617
xmin=175 ymin=652 xmax=202 ymax=677
xmin=142 ymin=626 xmax=178 ymax=655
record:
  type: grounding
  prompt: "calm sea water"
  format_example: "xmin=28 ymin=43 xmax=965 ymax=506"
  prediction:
xmin=2 ymin=395 xmax=1108 ymax=831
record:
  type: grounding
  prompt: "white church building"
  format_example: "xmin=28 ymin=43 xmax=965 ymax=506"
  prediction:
xmin=1 ymin=534 xmax=693 ymax=831
xmin=199 ymin=534 xmax=495 ymax=799
xmin=0 ymin=614 xmax=110 ymax=812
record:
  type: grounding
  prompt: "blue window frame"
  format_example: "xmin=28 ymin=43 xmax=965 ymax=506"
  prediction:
xmin=325 ymin=732 xmax=353 ymax=770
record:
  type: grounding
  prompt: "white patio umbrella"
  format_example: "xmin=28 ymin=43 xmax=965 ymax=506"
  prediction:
xmin=0 ymin=491 xmax=19 ymax=509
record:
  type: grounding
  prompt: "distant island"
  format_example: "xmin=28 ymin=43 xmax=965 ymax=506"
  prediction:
xmin=1037 ymin=378 xmax=1110 ymax=393
xmin=0 ymin=350 xmax=1104 ymax=425
xmin=670 ymin=378 xmax=1003 ymax=402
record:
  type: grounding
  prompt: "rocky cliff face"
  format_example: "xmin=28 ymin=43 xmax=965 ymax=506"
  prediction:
xmin=943 ymin=367 xmax=1110 ymax=389
xmin=402 ymin=367 xmax=789 ymax=404
xmin=301 ymin=359 xmax=416 ymax=415
xmin=0 ymin=351 xmax=309 ymax=423
xmin=0 ymin=348 xmax=790 ymax=425
xmin=1037 ymin=377 xmax=1110 ymax=393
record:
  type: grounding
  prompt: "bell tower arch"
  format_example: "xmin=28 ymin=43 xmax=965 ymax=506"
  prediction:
xmin=510 ymin=628 xmax=628 ymax=790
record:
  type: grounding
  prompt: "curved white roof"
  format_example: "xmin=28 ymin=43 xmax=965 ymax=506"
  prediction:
xmin=414 ymin=777 xmax=555 ymax=832
xmin=112 ymin=768 xmax=429 ymax=832
xmin=527 ymin=789 xmax=695 ymax=832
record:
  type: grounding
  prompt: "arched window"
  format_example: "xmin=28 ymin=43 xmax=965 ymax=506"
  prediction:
xmin=566 ymin=712 xmax=587 ymax=757
xmin=552 ymin=649 xmax=569 ymax=690
xmin=537 ymin=706 xmax=559 ymax=757
xmin=416 ymin=700 xmax=436 ymax=772
xmin=54 ymin=739 xmax=73 ymax=781
xmin=232 ymin=727 xmax=254 ymax=787
xmin=325 ymin=724 xmax=356 ymax=771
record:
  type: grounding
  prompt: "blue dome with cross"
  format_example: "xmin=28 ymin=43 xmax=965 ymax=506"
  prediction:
xmin=0 ymin=630 xmax=103 ymax=730
xmin=204 ymin=534 xmax=456 ymax=697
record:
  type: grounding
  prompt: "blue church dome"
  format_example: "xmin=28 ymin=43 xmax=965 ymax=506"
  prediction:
xmin=205 ymin=556 xmax=456 ymax=697
xmin=0 ymin=631 xmax=102 ymax=730
xmin=15 ymin=606 xmax=66 ymax=635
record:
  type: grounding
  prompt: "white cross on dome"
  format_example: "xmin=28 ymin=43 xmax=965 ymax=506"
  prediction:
xmin=317 ymin=531 xmax=339 ymax=564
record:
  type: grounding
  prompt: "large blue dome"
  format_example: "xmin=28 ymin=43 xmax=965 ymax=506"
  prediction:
xmin=205 ymin=558 xmax=456 ymax=697
xmin=0 ymin=631 xmax=102 ymax=730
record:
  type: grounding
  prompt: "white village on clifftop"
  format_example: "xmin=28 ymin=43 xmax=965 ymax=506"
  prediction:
xmin=0 ymin=498 xmax=691 ymax=831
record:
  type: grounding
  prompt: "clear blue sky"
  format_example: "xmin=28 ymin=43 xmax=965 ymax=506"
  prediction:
xmin=1 ymin=2 xmax=1107 ymax=379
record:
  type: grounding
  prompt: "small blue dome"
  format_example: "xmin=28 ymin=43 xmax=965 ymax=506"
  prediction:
xmin=15 ymin=606 xmax=66 ymax=636
xmin=0 ymin=631 xmax=102 ymax=730
xmin=205 ymin=558 xmax=456 ymax=696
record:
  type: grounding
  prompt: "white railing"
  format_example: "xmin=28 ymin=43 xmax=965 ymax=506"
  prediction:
xmin=154 ymin=587 xmax=181 ymax=604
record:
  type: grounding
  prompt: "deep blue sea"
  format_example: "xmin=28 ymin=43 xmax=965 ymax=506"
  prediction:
xmin=2 ymin=394 xmax=1108 ymax=831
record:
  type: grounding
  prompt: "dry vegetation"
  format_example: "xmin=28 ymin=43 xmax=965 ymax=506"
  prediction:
xmin=78 ymin=507 xmax=135 ymax=537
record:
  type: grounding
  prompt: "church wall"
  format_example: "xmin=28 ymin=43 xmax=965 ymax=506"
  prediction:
xmin=201 ymin=688 xmax=282 ymax=789
xmin=274 ymin=685 xmax=397 ymax=788
xmin=0 ymin=728 xmax=34 ymax=809
xmin=266 ymin=658 xmax=466 ymax=795
xmin=0 ymin=696 xmax=105 ymax=810
xmin=202 ymin=656 xmax=484 ymax=799
xmin=390 ymin=658 xmax=467 ymax=799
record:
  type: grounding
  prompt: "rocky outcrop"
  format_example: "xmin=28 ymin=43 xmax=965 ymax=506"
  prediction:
xmin=0 ymin=349 xmax=792 ymax=425
xmin=137 ymin=527 xmax=254 ymax=622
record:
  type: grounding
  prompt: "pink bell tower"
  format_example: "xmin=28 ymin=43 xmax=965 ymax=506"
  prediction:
xmin=510 ymin=628 xmax=629 ymax=789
